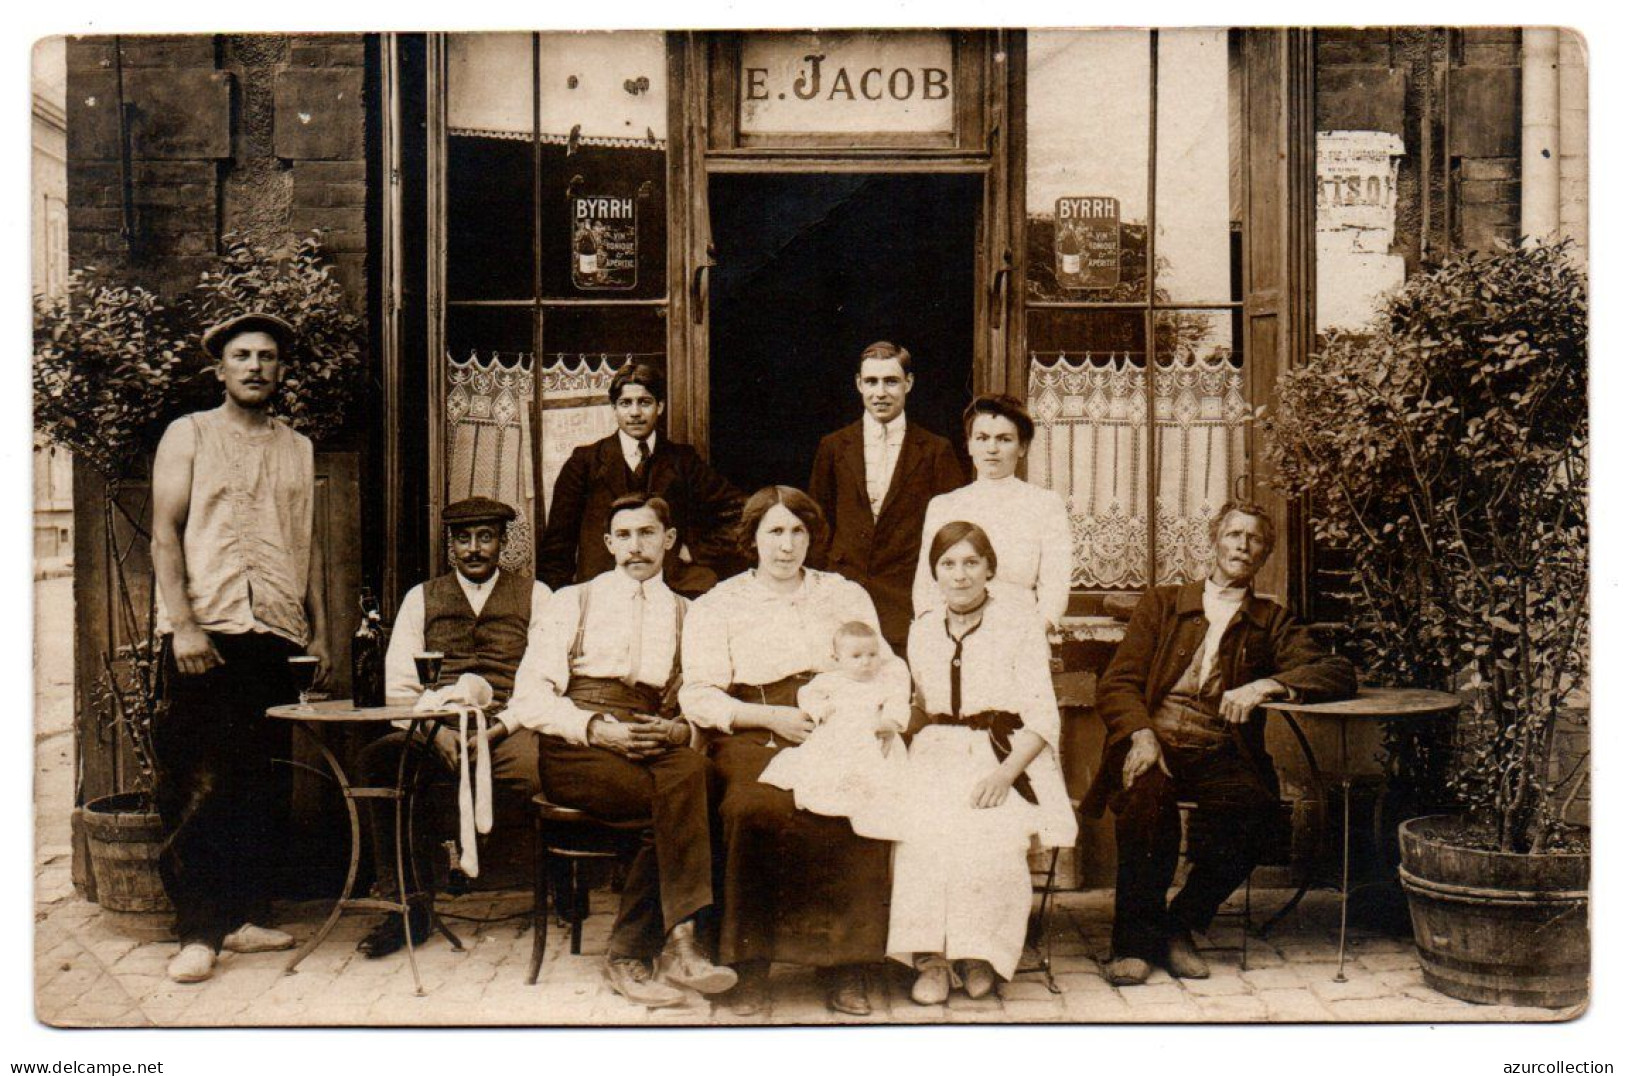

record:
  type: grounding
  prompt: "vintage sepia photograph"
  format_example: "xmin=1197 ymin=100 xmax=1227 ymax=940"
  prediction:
xmin=21 ymin=14 xmax=1597 ymax=1055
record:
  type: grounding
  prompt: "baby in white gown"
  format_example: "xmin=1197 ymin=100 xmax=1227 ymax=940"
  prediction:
xmin=760 ymin=621 xmax=910 ymax=839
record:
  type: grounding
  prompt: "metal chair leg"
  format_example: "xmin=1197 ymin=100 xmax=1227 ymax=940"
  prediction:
xmin=527 ymin=813 xmax=548 ymax=985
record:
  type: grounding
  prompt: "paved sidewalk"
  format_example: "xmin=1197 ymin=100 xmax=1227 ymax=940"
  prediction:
xmin=34 ymin=871 xmax=1575 ymax=1027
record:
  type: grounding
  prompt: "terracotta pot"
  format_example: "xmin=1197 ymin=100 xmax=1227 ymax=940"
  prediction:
xmin=1398 ymin=815 xmax=1588 ymax=1008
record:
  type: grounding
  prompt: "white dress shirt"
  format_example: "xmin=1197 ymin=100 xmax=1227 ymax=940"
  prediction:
xmin=617 ymin=429 xmax=657 ymax=473
xmin=383 ymin=569 xmax=553 ymax=732
xmin=912 ymin=475 xmax=1074 ymax=629
xmin=679 ymin=568 xmax=889 ymax=732
xmin=862 ymin=412 xmax=907 ymax=516
xmin=506 ymin=569 xmax=684 ymax=744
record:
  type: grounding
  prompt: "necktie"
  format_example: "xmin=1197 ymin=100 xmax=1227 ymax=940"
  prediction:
xmin=623 ymin=584 xmax=645 ymax=688
xmin=633 ymin=438 xmax=651 ymax=489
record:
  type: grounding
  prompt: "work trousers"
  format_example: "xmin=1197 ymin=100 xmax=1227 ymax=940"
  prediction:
xmin=358 ymin=726 xmax=541 ymax=897
xmin=537 ymin=736 xmax=719 ymax=961
xmin=154 ymin=631 xmax=298 ymax=952
xmin=1110 ymin=740 xmax=1280 ymax=962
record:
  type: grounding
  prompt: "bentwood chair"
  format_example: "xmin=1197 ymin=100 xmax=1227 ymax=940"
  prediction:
xmin=526 ymin=795 xmax=652 ymax=985
xmin=1014 ymin=846 xmax=1064 ymax=993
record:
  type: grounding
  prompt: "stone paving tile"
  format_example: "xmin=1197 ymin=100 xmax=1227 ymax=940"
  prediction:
xmin=1256 ymin=987 xmax=1336 ymax=1022
xmin=1115 ymin=981 xmax=1189 ymax=1008
xmin=36 ymin=870 xmax=1563 ymax=1028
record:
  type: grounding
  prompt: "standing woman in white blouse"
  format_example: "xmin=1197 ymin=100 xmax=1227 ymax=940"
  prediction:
xmin=912 ymin=394 xmax=1073 ymax=630
xmin=890 ymin=521 xmax=1078 ymax=1004
xmin=679 ymin=486 xmax=894 ymax=1017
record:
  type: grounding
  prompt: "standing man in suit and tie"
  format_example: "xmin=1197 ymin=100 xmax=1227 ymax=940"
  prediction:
xmin=808 ymin=341 xmax=968 ymax=651
xmin=537 ymin=361 xmax=745 ymax=598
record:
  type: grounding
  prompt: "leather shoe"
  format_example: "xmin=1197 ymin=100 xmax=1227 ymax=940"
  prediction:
xmin=960 ymin=958 xmax=998 ymax=1000
xmin=657 ymin=919 xmax=738 ymax=995
xmin=723 ymin=961 xmax=770 ymax=1017
xmin=824 ymin=965 xmax=871 ymax=1016
xmin=911 ymin=955 xmax=952 ymax=1005
xmin=356 ymin=905 xmax=431 ymax=960
xmin=604 ymin=956 xmax=686 ymax=1008
xmin=222 ymin=923 xmax=295 ymax=954
xmin=167 ymin=943 xmax=216 ymax=984
xmin=1103 ymin=956 xmax=1153 ymax=986
xmin=1165 ymin=931 xmax=1211 ymax=979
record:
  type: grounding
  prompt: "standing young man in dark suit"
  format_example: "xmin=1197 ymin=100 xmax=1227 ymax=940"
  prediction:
xmin=537 ymin=361 xmax=744 ymax=598
xmin=808 ymin=341 xmax=967 ymax=651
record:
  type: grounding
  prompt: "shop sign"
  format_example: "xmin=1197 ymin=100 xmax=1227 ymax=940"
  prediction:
xmin=572 ymin=194 xmax=636 ymax=291
xmin=1054 ymin=196 xmax=1120 ymax=289
xmin=739 ymin=31 xmax=954 ymax=136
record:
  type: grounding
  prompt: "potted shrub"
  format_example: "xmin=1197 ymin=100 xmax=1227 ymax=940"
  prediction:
xmin=34 ymin=234 xmax=363 ymax=934
xmin=1263 ymin=241 xmax=1588 ymax=1008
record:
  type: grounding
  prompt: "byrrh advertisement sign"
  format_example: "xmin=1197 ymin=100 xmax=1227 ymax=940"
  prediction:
xmin=739 ymin=31 xmax=955 ymax=135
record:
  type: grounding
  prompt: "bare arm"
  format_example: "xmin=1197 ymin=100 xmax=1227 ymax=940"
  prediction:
xmin=150 ymin=419 xmax=220 ymax=676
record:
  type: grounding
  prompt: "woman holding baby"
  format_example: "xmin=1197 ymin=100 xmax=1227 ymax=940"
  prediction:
xmin=680 ymin=485 xmax=898 ymax=1017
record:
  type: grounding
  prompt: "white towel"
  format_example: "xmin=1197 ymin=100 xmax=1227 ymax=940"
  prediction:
xmin=415 ymin=673 xmax=495 ymax=877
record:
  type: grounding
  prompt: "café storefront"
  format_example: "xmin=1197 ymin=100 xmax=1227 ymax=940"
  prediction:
xmin=68 ymin=28 xmax=1559 ymax=888
xmin=378 ymin=29 xmax=1308 ymax=614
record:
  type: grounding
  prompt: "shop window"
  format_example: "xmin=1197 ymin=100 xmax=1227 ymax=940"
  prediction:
xmin=443 ymin=31 xmax=669 ymax=570
xmin=1024 ymin=29 xmax=1244 ymax=592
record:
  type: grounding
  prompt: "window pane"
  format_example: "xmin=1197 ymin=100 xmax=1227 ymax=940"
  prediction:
xmin=447 ymin=33 xmax=536 ymax=300
xmin=1153 ymin=29 xmax=1238 ymax=303
xmin=1025 ymin=30 xmax=1150 ymax=303
xmin=1027 ymin=310 xmax=1151 ymax=591
xmin=537 ymin=32 xmax=668 ymax=299
xmin=1151 ymin=310 xmax=1245 ymax=585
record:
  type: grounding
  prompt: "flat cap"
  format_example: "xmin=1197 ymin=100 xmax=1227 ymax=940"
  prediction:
xmin=442 ymin=496 xmax=517 ymax=527
xmin=202 ymin=312 xmax=296 ymax=360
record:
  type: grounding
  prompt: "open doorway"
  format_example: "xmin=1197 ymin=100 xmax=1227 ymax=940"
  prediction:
xmin=707 ymin=172 xmax=980 ymax=494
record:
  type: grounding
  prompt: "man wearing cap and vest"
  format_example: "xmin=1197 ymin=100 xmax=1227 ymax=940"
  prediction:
xmin=352 ymin=495 xmax=552 ymax=959
xmin=509 ymin=491 xmax=734 ymax=1008
xmin=151 ymin=312 xmax=330 ymax=984
xmin=536 ymin=361 xmax=745 ymax=598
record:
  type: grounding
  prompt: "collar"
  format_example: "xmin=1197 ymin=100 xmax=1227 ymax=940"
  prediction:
xmin=976 ymin=473 xmax=1022 ymax=491
xmin=1174 ymin=580 xmax=1272 ymax=627
xmin=456 ymin=568 xmax=500 ymax=593
xmin=598 ymin=566 xmax=669 ymax=600
xmin=1204 ymin=578 xmax=1248 ymax=606
xmin=617 ymin=429 xmax=657 ymax=459
xmin=862 ymin=411 xmax=906 ymax=443
xmin=748 ymin=567 xmax=810 ymax=603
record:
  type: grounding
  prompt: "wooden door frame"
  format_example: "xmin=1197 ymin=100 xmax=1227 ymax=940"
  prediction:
xmin=666 ymin=30 xmax=1023 ymax=456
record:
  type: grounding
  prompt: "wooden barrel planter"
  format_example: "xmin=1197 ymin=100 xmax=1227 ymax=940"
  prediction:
xmin=81 ymin=792 xmax=174 ymax=940
xmin=1398 ymin=816 xmax=1588 ymax=1008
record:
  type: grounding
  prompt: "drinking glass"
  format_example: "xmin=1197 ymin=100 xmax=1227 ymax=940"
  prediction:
xmin=288 ymin=655 xmax=321 ymax=712
xmin=414 ymin=651 xmax=445 ymax=691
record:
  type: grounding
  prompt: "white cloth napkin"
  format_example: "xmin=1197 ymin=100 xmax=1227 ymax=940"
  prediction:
xmin=415 ymin=673 xmax=495 ymax=877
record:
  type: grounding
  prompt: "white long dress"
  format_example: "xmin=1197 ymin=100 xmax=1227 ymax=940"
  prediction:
xmin=912 ymin=475 xmax=1073 ymax=629
xmin=887 ymin=596 xmax=1078 ymax=980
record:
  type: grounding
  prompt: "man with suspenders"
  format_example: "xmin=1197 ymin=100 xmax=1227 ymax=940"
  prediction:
xmin=508 ymin=491 xmax=733 ymax=1008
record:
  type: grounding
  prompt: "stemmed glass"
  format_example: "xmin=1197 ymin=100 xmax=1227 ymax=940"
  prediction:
xmin=414 ymin=651 xmax=445 ymax=692
xmin=288 ymin=655 xmax=321 ymax=712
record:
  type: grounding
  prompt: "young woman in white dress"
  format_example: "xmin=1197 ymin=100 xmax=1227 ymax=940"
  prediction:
xmin=890 ymin=521 xmax=1078 ymax=1004
xmin=912 ymin=394 xmax=1072 ymax=630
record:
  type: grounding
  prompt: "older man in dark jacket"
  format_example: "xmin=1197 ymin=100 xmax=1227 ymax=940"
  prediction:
xmin=1083 ymin=500 xmax=1356 ymax=986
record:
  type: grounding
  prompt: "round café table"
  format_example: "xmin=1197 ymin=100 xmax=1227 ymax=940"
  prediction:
xmin=267 ymin=698 xmax=462 ymax=996
xmin=1260 ymin=687 xmax=1462 ymax=981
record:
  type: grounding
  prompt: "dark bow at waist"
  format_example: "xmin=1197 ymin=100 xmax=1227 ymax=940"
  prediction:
xmin=924 ymin=709 xmax=1037 ymax=805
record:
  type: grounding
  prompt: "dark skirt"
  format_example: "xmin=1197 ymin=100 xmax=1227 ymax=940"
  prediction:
xmin=712 ymin=676 xmax=892 ymax=967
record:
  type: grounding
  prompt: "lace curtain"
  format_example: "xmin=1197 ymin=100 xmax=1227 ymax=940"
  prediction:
xmin=1027 ymin=351 xmax=1248 ymax=590
xmin=447 ymin=352 xmax=665 ymax=574
xmin=446 ymin=353 xmax=538 ymax=573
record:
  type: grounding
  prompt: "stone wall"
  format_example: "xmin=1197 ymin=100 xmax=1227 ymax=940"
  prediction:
xmin=65 ymin=33 xmax=367 ymax=304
